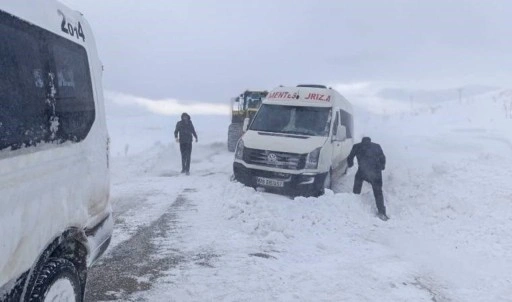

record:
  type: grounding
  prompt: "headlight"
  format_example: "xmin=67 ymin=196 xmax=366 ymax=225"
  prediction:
xmin=305 ymin=147 xmax=321 ymax=169
xmin=235 ymin=139 xmax=244 ymax=160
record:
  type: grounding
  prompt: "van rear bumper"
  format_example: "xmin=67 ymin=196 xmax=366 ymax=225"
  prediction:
xmin=84 ymin=213 xmax=113 ymax=266
xmin=233 ymin=162 xmax=327 ymax=197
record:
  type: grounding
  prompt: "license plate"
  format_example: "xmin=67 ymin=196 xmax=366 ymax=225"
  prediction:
xmin=256 ymin=177 xmax=284 ymax=187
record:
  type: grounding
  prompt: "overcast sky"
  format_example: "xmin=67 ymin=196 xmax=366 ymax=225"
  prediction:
xmin=60 ymin=0 xmax=512 ymax=105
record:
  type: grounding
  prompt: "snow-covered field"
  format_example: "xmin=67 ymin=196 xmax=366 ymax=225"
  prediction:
xmin=87 ymin=91 xmax=512 ymax=301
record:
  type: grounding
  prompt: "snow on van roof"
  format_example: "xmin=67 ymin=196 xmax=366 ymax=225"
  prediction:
xmin=1 ymin=0 xmax=90 ymax=46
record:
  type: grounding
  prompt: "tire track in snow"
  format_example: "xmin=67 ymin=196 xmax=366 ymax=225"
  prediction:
xmin=85 ymin=189 xmax=219 ymax=301
xmin=410 ymin=276 xmax=453 ymax=302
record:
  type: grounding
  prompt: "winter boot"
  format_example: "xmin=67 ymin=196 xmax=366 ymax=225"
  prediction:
xmin=377 ymin=212 xmax=389 ymax=221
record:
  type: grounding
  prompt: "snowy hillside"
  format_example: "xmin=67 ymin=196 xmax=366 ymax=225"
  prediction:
xmin=377 ymin=85 xmax=498 ymax=104
xmin=354 ymin=90 xmax=512 ymax=301
xmin=87 ymin=90 xmax=512 ymax=301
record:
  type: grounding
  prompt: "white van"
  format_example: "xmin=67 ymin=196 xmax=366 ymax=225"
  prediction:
xmin=0 ymin=1 xmax=112 ymax=301
xmin=233 ymin=84 xmax=354 ymax=196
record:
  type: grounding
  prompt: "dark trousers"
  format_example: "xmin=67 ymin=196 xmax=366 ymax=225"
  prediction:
xmin=180 ymin=143 xmax=192 ymax=172
xmin=353 ymin=170 xmax=386 ymax=215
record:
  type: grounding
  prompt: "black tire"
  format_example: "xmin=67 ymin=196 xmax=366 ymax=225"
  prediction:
xmin=28 ymin=258 xmax=82 ymax=302
xmin=323 ymin=169 xmax=332 ymax=191
xmin=227 ymin=123 xmax=243 ymax=152
xmin=315 ymin=169 xmax=332 ymax=197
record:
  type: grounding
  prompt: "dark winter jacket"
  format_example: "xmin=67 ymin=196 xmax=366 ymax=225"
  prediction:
xmin=347 ymin=137 xmax=386 ymax=177
xmin=174 ymin=113 xmax=197 ymax=144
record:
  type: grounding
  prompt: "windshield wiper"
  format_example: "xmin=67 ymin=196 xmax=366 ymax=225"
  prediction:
xmin=251 ymin=129 xmax=280 ymax=134
xmin=280 ymin=130 xmax=313 ymax=136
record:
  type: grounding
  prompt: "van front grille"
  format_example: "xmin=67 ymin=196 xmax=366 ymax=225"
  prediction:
xmin=243 ymin=148 xmax=306 ymax=170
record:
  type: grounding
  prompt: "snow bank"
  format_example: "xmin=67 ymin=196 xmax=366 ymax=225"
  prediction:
xmin=124 ymin=167 xmax=438 ymax=301
xmin=99 ymin=89 xmax=512 ymax=301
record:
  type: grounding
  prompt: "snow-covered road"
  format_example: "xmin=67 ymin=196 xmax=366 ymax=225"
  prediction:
xmin=85 ymin=93 xmax=512 ymax=301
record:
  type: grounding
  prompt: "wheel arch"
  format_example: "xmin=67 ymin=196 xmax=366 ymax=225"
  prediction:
xmin=21 ymin=227 xmax=89 ymax=301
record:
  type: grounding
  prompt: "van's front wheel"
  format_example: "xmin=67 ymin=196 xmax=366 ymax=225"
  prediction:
xmin=323 ymin=169 xmax=332 ymax=190
xmin=314 ymin=169 xmax=332 ymax=197
xmin=29 ymin=258 xmax=82 ymax=302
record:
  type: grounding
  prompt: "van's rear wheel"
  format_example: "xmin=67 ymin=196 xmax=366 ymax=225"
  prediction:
xmin=340 ymin=159 xmax=348 ymax=175
xmin=29 ymin=258 xmax=82 ymax=302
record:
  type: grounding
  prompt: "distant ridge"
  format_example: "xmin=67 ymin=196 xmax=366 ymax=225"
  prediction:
xmin=378 ymin=85 xmax=498 ymax=104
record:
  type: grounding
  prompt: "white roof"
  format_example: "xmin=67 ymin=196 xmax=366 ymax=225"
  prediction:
xmin=264 ymin=86 xmax=352 ymax=112
xmin=1 ymin=0 xmax=103 ymax=83
xmin=1 ymin=0 xmax=94 ymax=49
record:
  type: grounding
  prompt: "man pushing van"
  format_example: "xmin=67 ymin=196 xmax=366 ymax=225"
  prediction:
xmin=174 ymin=112 xmax=198 ymax=175
xmin=347 ymin=137 xmax=389 ymax=221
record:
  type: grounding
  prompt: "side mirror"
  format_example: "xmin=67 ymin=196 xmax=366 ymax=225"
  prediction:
xmin=334 ymin=125 xmax=347 ymax=141
xmin=242 ymin=117 xmax=250 ymax=132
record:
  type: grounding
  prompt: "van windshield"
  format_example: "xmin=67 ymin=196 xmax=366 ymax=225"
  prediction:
xmin=250 ymin=104 xmax=332 ymax=136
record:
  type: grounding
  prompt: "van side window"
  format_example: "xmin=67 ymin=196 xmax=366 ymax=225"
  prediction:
xmin=52 ymin=41 xmax=95 ymax=142
xmin=339 ymin=109 xmax=353 ymax=139
xmin=0 ymin=19 xmax=48 ymax=151
xmin=332 ymin=111 xmax=340 ymax=136
xmin=0 ymin=11 xmax=95 ymax=155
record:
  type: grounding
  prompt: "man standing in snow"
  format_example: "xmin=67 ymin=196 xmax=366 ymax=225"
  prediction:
xmin=347 ymin=137 xmax=388 ymax=221
xmin=174 ymin=112 xmax=198 ymax=175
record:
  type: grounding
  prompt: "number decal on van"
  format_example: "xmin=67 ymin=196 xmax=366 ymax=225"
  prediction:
xmin=58 ymin=10 xmax=85 ymax=42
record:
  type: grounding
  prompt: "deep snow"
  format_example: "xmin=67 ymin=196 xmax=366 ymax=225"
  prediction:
xmin=90 ymin=90 xmax=512 ymax=301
